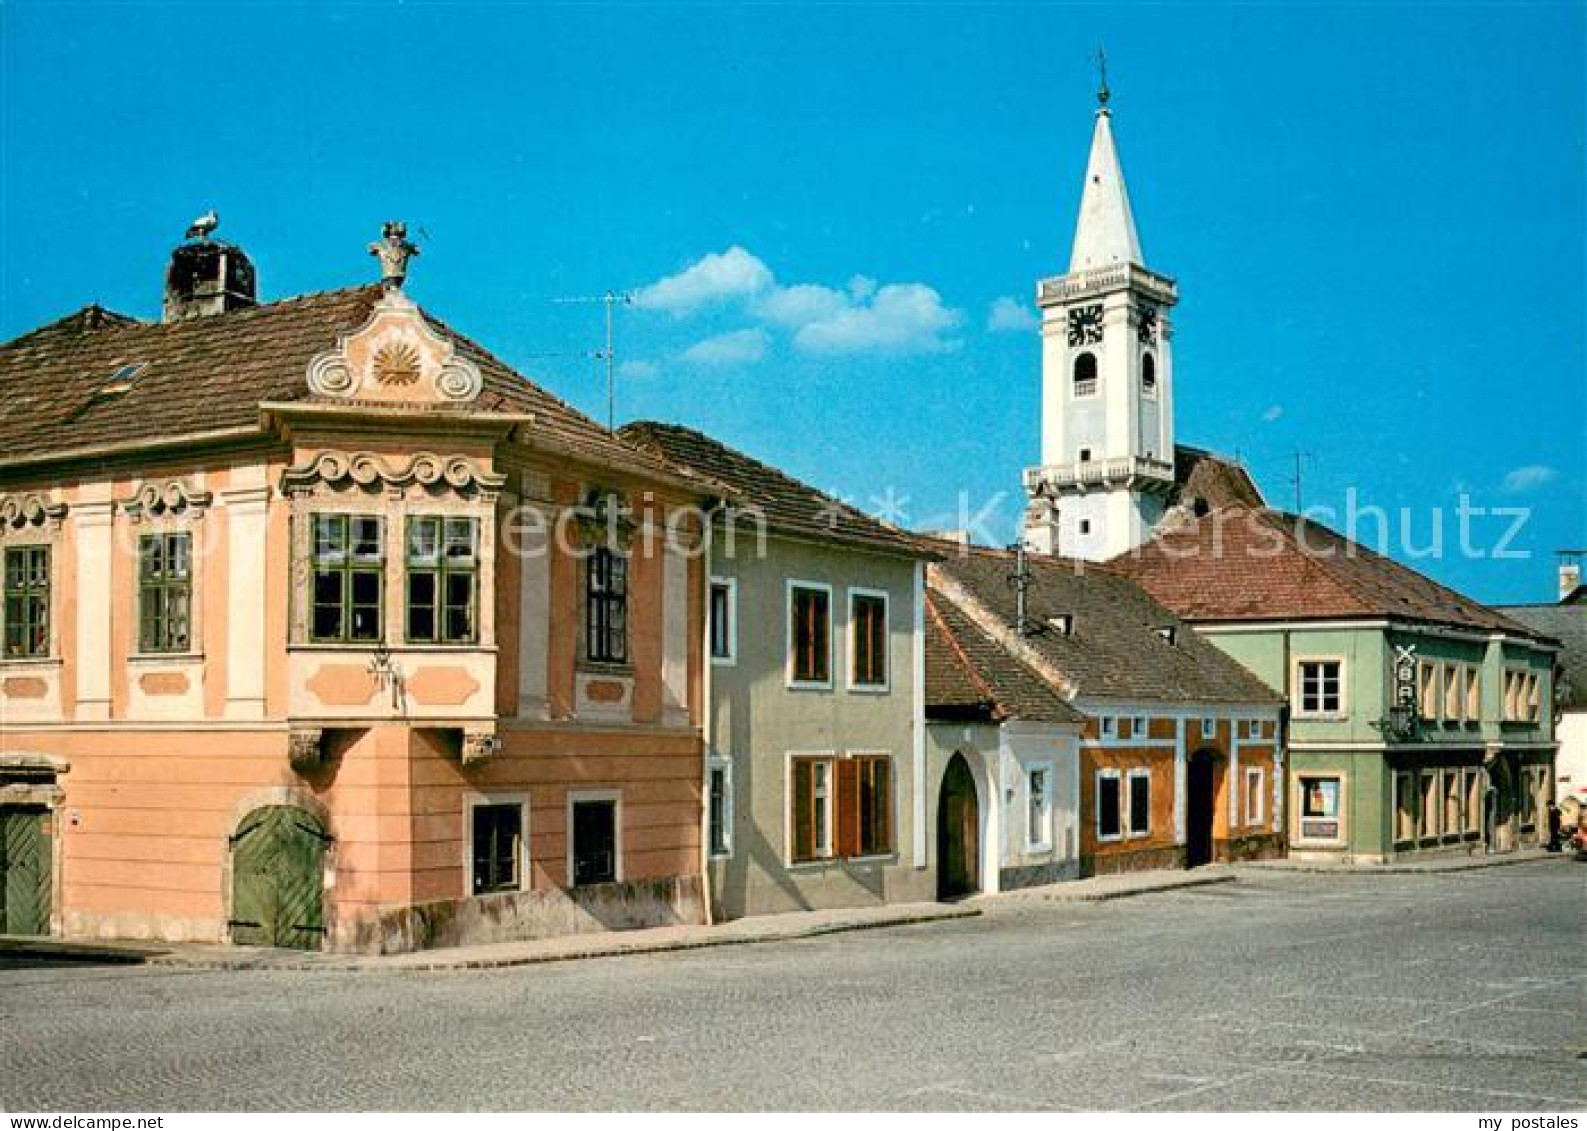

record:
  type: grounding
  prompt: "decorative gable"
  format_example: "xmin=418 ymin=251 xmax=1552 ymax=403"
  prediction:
xmin=305 ymin=290 xmax=482 ymax=405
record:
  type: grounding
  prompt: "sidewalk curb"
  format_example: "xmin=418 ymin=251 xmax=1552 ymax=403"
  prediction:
xmin=981 ymin=870 xmax=1237 ymax=905
xmin=127 ymin=903 xmax=982 ymax=974
xmin=1235 ymin=851 xmax=1567 ymax=876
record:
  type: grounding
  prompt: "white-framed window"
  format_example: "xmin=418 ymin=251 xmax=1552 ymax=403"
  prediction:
xmin=1100 ymin=716 xmax=1117 ymax=739
xmin=1126 ymin=769 xmax=1151 ymax=838
xmin=707 ymin=755 xmax=733 ymax=858
xmin=1295 ymin=658 xmax=1345 ymax=717
xmin=1245 ymin=766 xmax=1264 ymax=826
xmin=786 ymin=580 xmax=833 ymax=689
xmin=1025 ymin=763 xmax=1053 ymax=852
xmin=1296 ymin=774 xmax=1344 ymax=843
xmin=466 ymin=793 xmax=529 ymax=897
xmin=1095 ymin=769 xmax=1122 ymax=842
xmin=1133 ymin=715 xmax=1149 ymax=739
xmin=847 ymin=587 xmax=890 ymax=692
xmin=568 ymin=789 xmax=622 ymax=887
xmin=709 ymin=576 xmax=737 ymax=665
xmin=789 ymin=754 xmax=835 ymax=862
xmin=1200 ymin=717 xmax=1217 ymax=740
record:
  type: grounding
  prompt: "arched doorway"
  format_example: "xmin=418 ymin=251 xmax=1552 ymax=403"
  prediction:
xmin=230 ymin=806 xmax=331 ymax=950
xmin=1186 ymin=751 xmax=1219 ymax=868
xmin=937 ymin=754 xmax=981 ymax=899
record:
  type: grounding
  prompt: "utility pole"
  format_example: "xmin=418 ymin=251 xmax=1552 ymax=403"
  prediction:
xmin=553 ymin=290 xmax=634 ymax=431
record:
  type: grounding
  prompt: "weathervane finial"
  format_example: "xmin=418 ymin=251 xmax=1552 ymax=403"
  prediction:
xmin=1095 ymin=45 xmax=1110 ymax=108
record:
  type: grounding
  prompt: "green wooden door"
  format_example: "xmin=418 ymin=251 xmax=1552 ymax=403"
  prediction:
xmin=0 ymin=807 xmax=52 ymax=936
xmin=229 ymin=806 xmax=329 ymax=950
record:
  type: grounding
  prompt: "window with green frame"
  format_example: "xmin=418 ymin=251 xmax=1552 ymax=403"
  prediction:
xmin=310 ymin=514 xmax=385 ymax=643
xmin=3 ymin=545 xmax=51 ymax=658
xmin=138 ymin=532 xmax=192 ymax=653
xmin=406 ymin=516 xmax=478 ymax=644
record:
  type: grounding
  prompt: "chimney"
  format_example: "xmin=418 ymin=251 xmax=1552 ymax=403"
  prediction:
xmin=1022 ymin=484 xmax=1061 ymax=556
xmin=163 ymin=213 xmax=256 ymax=322
xmin=1560 ymin=550 xmax=1583 ymax=603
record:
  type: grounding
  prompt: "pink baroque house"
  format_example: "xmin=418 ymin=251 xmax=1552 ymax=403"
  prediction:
xmin=0 ymin=221 xmax=715 ymax=952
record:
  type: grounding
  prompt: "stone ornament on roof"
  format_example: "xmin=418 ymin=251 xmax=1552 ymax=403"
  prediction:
xmin=305 ymin=288 xmax=483 ymax=405
xmin=368 ymin=221 xmax=418 ymax=291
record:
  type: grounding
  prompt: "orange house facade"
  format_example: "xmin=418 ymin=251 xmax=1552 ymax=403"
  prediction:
xmin=0 ymin=228 xmax=710 ymax=952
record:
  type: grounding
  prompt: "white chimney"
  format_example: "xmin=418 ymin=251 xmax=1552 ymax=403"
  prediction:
xmin=1560 ymin=551 xmax=1583 ymax=602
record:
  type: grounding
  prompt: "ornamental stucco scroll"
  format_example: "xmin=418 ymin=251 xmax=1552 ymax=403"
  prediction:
xmin=305 ymin=289 xmax=482 ymax=405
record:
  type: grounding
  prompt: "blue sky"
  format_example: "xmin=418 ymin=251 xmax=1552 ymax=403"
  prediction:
xmin=2 ymin=2 xmax=1582 ymax=603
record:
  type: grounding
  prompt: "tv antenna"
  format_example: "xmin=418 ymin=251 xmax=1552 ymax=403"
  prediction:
xmin=553 ymin=290 xmax=635 ymax=431
xmin=1287 ymin=450 xmax=1314 ymax=512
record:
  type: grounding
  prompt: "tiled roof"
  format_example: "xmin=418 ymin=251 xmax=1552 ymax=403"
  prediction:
xmin=929 ymin=543 xmax=1282 ymax=706
xmin=925 ymin=593 xmax=1085 ymax=724
xmin=0 ymin=286 xmax=673 ymax=479
xmin=1170 ymin=444 xmax=1265 ymax=511
xmin=617 ymin=421 xmax=929 ymax=558
xmin=1109 ymin=506 xmax=1547 ymax=640
xmin=1497 ymin=604 xmax=1586 ymax=710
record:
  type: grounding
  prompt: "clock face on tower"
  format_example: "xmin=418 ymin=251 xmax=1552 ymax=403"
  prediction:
xmin=1067 ymin=304 xmax=1104 ymax=347
xmin=1136 ymin=306 xmax=1159 ymax=344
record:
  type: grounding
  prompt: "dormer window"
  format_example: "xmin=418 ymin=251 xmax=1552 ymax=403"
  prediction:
xmin=1141 ymin=352 xmax=1157 ymax=397
xmin=1073 ymin=352 xmax=1098 ymax=397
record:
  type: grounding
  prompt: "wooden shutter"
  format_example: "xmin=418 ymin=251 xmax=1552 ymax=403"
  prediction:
xmin=836 ymin=758 xmax=861 ymax=858
xmin=869 ymin=758 xmax=892 ymax=854
xmin=792 ymin=760 xmax=814 ymax=861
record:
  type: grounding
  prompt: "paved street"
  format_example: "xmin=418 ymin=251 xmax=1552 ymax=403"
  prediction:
xmin=3 ymin=862 xmax=1583 ymax=1111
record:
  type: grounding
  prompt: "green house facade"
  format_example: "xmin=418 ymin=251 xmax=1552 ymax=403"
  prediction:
xmin=1114 ymin=508 xmax=1559 ymax=863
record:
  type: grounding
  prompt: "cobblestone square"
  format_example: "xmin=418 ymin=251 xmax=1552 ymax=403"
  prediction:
xmin=4 ymin=863 xmax=1582 ymax=1111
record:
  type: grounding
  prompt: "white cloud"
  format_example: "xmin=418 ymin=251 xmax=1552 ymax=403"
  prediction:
xmin=794 ymin=283 xmax=962 ymax=356
xmin=1261 ymin=404 xmax=1284 ymax=423
xmin=752 ymin=283 xmax=848 ymax=329
xmin=1501 ymin=464 xmax=1557 ymax=493
xmin=634 ymin=246 xmax=773 ymax=316
xmin=618 ymin=359 xmax=658 ymax=380
xmin=636 ymin=246 xmax=963 ymax=359
xmin=680 ymin=328 xmax=770 ymax=367
xmin=986 ymin=296 xmax=1038 ymax=333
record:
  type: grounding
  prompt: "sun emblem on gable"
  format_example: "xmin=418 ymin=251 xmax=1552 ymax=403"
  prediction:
xmin=372 ymin=341 xmax=422 ymax=386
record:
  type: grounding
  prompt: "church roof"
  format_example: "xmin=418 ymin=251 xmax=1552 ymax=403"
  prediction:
xmin=0 ymin=286 xmax=670 ymax=479
xmin=1069 ymin=109 xmax=1143 ymax=272
xmin=1170 ymin=445 xmax=1266 ymax=511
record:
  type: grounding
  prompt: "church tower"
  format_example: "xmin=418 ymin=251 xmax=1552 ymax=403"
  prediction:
xmin=1023 ymin=78 xmax=1179 ymax=561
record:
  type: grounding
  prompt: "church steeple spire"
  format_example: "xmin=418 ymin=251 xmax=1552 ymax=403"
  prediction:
xmin=1068 ymin=74 xmax=1143 ymax=273
xmin=1025 ymin=74 xmax=1178 ymax=561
